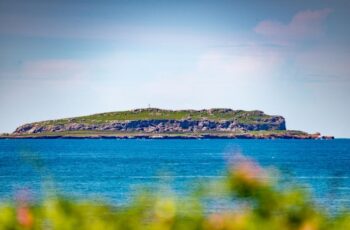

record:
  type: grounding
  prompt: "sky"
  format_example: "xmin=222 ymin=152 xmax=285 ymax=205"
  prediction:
xmin=0 ymin=0 xmax=349 ymax=137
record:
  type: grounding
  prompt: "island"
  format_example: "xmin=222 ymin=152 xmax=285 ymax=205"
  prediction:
xmin=0 ymin=108 xmax=333 ymax=139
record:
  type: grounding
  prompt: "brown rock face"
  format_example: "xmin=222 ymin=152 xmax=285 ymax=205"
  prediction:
xmin=12 ymin=108 xmax=287 ymax=135
xmin=13 ymin=118 xmax=286 ymax=134
xmin=322 ymin=136 xmax=335 ymax=140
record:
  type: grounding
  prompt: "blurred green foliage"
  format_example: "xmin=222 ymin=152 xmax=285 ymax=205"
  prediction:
xmin=1 ymin=157 xmax=350 ymax=230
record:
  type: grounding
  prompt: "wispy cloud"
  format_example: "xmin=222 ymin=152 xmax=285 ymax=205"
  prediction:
xmin=254 ymin=8 xmax=333 ymax=42
xmin=293 ymin=46 xmax=350 ymax=82
xmin=21 ymin=59 xmax=86 ymax=80
xmin=0 ymin=13 xmax=223 ymax=48
xmin=196 ymin=49 xmax=282 ymax=80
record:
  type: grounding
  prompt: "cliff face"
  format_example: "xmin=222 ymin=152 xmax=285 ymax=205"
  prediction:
xmin=14 ymin=118 xmax=286 ymax=134
xmin=13 ymin=108 xmax=286 ymax=134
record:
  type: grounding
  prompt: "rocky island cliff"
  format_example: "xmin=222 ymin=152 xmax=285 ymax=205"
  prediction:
xmin=2 ymin=108 xmax=332 ymax=139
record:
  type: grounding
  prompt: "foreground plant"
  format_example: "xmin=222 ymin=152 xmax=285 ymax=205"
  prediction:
xmin=0 ymin=157 xmax=349 ymax=230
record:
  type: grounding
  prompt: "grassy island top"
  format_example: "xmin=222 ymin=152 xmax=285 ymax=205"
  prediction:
xmin=32 ymin=108 xmax=277 ymax=125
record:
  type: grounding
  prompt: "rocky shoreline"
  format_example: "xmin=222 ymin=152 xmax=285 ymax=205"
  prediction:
xmin=13 ymin=118 xmax=286 ymax=135
xmin=2 ymin=108 xmax=334 ymax=140
xmin=0 ymin=132 xmax=334 ymax=140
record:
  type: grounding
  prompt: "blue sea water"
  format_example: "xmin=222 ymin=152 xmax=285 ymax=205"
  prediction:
xmin=0 ymin=139 xmax=350 ymax=211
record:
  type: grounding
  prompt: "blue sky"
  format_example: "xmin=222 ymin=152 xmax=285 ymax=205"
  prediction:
xmin=0 ymin=0 xmax=350 ymax=137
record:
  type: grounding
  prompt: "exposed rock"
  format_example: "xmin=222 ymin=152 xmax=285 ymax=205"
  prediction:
xmin=13 ymin=108 xmax=323 ymax=139
xmin=13 ymin=117 xmax=286 ymax=135
xmin=1 ymin=132 xmax=324 ymax=140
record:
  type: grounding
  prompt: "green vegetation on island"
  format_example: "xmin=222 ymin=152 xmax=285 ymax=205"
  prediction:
xmin=1 ymin=108 xmax=332 ymax=139
xmin=28 ymin=108 xmax=274 ymax=125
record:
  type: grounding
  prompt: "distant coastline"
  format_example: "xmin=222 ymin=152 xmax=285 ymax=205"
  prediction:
xmin=0 ymin=108 xmax=334 ymax=140
xmin=0 ymin=133 xmax=334 ymax=140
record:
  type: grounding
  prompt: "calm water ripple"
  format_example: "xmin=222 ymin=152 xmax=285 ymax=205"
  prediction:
xmin=0 ymin=139 xmax=350 ymax=211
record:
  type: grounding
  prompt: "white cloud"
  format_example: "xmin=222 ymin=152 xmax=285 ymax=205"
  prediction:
xmin=254 ymin=8 xmax=333 ymax=42
xmin=196 ymin=49 xmax=282 ymax=80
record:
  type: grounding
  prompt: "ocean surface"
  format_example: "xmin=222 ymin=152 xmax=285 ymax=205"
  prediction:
xmin=1 ymin=139 xmax=350 ymax=211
